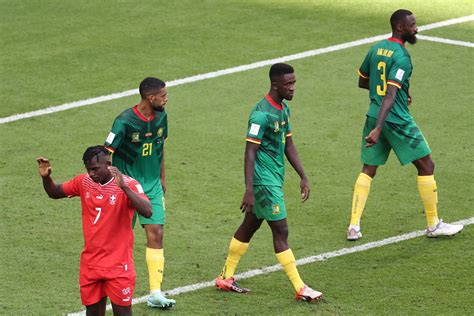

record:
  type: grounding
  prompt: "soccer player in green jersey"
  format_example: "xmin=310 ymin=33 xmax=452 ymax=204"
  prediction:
xmin=215 ymin=63 xmax=323 ymax=302
xmin=104 ymin=77 xmax=176 ymax=308
xmin=347 ymin=9 xmax=463 ymax=240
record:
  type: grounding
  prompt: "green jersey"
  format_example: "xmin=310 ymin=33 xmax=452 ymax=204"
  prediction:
xmin=245 ymin=95 xmax=292 ymax=187
xmin=105 ymin=105 xmax=168 ymax=198
xmin=359 ymin=37 xmax=413 ymax=124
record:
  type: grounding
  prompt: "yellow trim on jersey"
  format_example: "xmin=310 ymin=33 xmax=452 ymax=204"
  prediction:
xmin=358 ymin=69 xmax=369 ymax=79
xmin=246 ymin=137 xmax=261 ymax=144
xmin=387 ymin=81 xmax=402 ymax=89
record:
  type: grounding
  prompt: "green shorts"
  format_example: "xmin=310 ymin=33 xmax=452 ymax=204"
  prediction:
xmin=361 ymin=116 xmax=431 ymax=166
xmin=133 ymin=193 xmax=165 ymax=227
xmin=253 ymin=185 xmax=287 ymax=221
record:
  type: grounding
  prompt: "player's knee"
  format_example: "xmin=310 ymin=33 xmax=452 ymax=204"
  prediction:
xmin=362 ymin=165 xmax=377 ymax=178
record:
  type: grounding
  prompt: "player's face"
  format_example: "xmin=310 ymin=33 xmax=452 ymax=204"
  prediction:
xmin=85 ymin=155 xmax=112 ymax=184
xmin=401 ymin=14 xmax=418 ymax=44
xmin=273 ymin=73 xmax=296 ymax=101
xmin=150 ymin=87 xmax=168 ymax=112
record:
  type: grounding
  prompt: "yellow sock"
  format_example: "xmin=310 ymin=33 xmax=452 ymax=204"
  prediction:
xmin=349 ymin=173 xmax=373 ymax=226
xmin=146 ymin=247 xmax=164 ymax=292
xmin=276 ymin=249 xmax=305 ymax=292
xmin=417 ymin=175 xmax=439 ymax=227
xmin=220 ymin=237 xmax=249 ymax=279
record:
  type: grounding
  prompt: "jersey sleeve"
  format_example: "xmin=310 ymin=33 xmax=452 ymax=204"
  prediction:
xmin=245 ymin=111 xmax=267 ymax=144
xmin=104 ymin=118 xmax=126 ymax=152
xmin=358 ymin=50 xmax=371 ymax=79
xmin=387 ymin=56 xmax=411 ymax=89
xmin=164 ymin=114 xmax=168 ymax=140
xmin=285 ymin=106 xmax=292 ymax=137
xmin=62 ymin=174 xmax=85 ymax=197
xmin=126 ymin=178 xmax=149 ymax=208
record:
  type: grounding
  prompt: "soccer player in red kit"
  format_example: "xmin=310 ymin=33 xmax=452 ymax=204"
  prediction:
xmin=37 ymin=146 xmax=152 ymax=316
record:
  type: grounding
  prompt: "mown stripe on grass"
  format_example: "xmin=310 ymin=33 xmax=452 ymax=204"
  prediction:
xmin=2 ymin=14 xmax=473 ymax=125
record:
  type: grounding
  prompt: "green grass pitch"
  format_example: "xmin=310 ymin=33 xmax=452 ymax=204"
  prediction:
xmin=0 ymin=1 xmax=473 ymax=315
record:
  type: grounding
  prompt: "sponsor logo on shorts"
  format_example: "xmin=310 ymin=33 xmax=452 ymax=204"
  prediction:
xmin=272 ymin=204 xmax=280 ymax=215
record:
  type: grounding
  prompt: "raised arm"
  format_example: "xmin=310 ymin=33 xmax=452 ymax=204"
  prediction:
xmin=240 ymin=142 xmax=259 ymax=213
xmin=36 ymin=157 xmax=67 ymax=199
xmin=108 ymin=166 xmax=152 ymax=218
xmin=284 ymin=136 xmax=310 ymax=202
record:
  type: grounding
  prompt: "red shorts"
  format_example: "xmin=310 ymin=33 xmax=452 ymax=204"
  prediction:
xmin=79 ymin=265 xmax=136 ymax=306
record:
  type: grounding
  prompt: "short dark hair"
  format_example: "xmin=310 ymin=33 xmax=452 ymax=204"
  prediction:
xmin=82 ymin=145 xmax=110 ymax=164
xmin=390 ymin=9 xmax=413 ymax=30
xmin=139 ymin=77 xmax=166 ymax=99
xmin=269 ymin=63 xmax=294 ymax=81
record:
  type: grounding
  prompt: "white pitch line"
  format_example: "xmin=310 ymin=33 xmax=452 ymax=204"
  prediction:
xmin=67 ymin=216 xmax=474 ymax=315
xmin=417 ymin=34 xmax=474 ymax=47
xmin=2 ymin=14 xmax=473 ymax=125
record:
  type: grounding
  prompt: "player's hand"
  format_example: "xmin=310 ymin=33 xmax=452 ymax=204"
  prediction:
xmin=108 ymin=166 xmax=125 ymax=188
xmin=240 ymin=190 xmax=254 ymax=214
xmin=365 ymin=128 xmax=381 ymax=148
xmin=300 ymin=177 xmax=310 ymax=203
xmin=36 ymin=157 xmax=52 ymax=177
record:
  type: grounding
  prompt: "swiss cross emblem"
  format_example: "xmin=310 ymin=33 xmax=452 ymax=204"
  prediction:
xmin=110 ymin=195 xmax=117 ymax=205
xmin=122 ymin=287 xmax=131 ymax=295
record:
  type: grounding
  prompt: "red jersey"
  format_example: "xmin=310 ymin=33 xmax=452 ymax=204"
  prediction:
xmin=62 ymin=174 xmax=148 ymax=270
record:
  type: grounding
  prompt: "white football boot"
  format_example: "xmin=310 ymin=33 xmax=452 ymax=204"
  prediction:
xmin=347 ymin=225 xmax=362 ymax=241
xmin=426 ymin=219 xmax=463 ymax=238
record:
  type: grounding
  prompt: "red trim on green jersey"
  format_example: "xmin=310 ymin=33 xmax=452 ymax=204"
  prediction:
xmin=387 ymin=80 xmax=402 ymax=88
xmin=246 ymin=137 xmax=262 ymax=144
xmin=133 ymin=105 xmax=156 ymax=122
xmin=388 ymin=37 xmax=405 ymax=46
xmin=358 ymin=69 xmax=369 ymax=79
xmin=265 ymin=94 xmax=283 ymax=110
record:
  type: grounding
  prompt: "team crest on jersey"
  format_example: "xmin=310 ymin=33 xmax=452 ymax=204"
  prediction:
xmin=157 ymin=127 xmax=163 ymax=137
xmin=272 ymin=204 xmax=280 ymax=215
xmin=131 ymin=132 xmax=140 ymax=142
xmin=274 ymin=121 xmax=279 ymax=132
xmin=122 ymin=287 xmax=131 ymax=295
xmin=109 ymin=194 xmax=117 ymax=205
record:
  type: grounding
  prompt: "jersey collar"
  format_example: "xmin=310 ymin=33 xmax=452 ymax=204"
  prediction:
xmin=265 ymin=94 xmax=283 ymax=110
xmin=133 ymin=105 xmax=156 ymax=122
xmin=388 ymin=37 xmax=405 ymax=46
